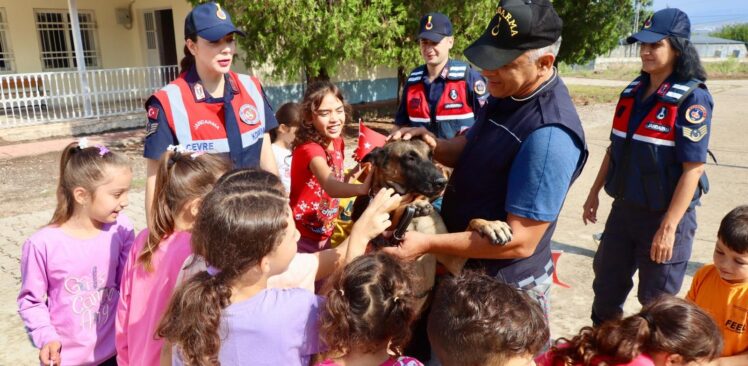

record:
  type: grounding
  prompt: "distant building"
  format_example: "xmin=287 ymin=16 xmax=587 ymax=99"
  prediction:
xmin=594 ymin=34 xmax=747 ymax=69
xmin=691 ymin=35 xmax=746 ymax=59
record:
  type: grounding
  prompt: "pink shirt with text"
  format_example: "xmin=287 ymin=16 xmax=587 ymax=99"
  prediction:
xmin=17 ymin=214 xmax=134 ymax=366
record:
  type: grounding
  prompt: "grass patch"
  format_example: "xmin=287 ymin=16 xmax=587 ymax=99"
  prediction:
xmin=567 ymin=85 xmax=621 ymax=105
xmin=705 ymin=58 xmax=748 ymax=79
xmin=559 ymin=63 xmax=640 ymax=81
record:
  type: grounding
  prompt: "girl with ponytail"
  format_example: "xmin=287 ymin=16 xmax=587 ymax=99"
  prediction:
xmin=536 ymin=295 xmax=722 ymax=366
xmin=115 ymin=147 xmax=229 ymax=366
xmin=317 ymin=252 xmax=424 ymax=366
xmin=18 ymin=140 xmax=133 ymax=366
xmin=157 ymin=181 xmax=322 ymax=365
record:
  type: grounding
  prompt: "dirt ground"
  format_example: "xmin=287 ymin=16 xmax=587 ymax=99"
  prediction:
xmin=1 ymin=79 xmax=747 ymax=364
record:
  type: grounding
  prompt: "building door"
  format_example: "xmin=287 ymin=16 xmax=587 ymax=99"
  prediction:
xmin=143 ymin=9 xmax=177 ymax=67
xmin=143 ymin=9 xmax=177 ymax=84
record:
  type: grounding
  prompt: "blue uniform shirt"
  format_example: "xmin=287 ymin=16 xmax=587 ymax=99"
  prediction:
xmin=394 ymin=59 xmax=487 ymax=138
xmin=505 ymin=125 xmax=584 ymax=222
xmin=629 ymin=74 xmax=712 ymax=163
xmin=143 ymin=67 xmax=278 ymax=167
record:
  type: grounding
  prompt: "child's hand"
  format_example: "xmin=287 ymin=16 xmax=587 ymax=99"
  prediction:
xmin=357 ymin=164 xmax=374 ymax=196
xmin=352 ymin=188 xmax=402 ymax=240
xmin=39 ymin=340 xmax=61 ymax=366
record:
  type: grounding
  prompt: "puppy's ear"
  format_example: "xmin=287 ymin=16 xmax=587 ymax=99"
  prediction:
xmin=362 ymin=147 xmax=387 ymax=167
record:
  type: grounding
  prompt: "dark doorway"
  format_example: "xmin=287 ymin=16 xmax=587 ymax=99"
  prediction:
xmin=155 ymin=9 xmax=177 ymax=66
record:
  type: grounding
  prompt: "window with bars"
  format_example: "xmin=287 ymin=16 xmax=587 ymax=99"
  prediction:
xmin=0 ymin=8 xmax=14 ymax=71
xmin=35 ymin=9 xmax=100 ymax=70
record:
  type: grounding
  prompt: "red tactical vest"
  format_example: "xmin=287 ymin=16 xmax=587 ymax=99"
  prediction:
xmin=404 ymin=61 xmax=475 ymax=135
xmin=152 ymin=71 xmax=267 ymax=153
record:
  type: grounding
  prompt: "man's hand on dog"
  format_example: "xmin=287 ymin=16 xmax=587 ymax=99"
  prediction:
xmin=351 ymin=188 xmax=402 ymax=241
xmin=388 ymin=127 xmax=437 ymax=150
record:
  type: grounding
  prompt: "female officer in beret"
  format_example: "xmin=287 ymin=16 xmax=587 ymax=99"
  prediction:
xmin=583 ymin=8 xmax=713 ymax=325
xmin=143 ymin=2 xmax=278 ymax=217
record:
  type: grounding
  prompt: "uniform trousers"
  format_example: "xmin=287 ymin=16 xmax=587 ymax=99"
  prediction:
xmin=591 ymin=202 xmax=697 ymax=325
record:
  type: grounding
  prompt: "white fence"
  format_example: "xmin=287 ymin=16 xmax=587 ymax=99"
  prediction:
xmin=0 ymin=65 xmax=178 ymax=128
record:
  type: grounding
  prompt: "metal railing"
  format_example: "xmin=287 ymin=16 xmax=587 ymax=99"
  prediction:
xmin=0 ymin=65 xmax=178 ymax=128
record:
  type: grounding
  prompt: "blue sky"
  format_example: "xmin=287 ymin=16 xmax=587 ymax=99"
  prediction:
xmin=652 ymin=0 xmax=748 ymax=31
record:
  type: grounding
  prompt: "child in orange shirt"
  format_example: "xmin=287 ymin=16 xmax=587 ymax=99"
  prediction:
xmin=687 ymin=205 xmax=748 ymax=366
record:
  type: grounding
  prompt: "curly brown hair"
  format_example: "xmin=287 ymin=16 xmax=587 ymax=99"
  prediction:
xmin=550 ymin=295 xmax=722 ymax=365
xmin=319 ymin=252 xmax=417 ymax=359
xmin=292 ymin=80 xmax=350 ymax=150
xmin=156 ymin=182 xmax=289 ymax=366
xmin=427 ymin=271 xmax=549 ymax=366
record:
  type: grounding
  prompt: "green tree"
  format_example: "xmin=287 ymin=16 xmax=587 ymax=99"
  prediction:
xmin=364 ymin=0 xmax=494 ymax=99
xmin=193 ymin=0 xmax=651 ymax=88
xmin=712 ymin=23 xmax=748 ymax=46
xmin=554 ymin=0 xmax=646 ymax=65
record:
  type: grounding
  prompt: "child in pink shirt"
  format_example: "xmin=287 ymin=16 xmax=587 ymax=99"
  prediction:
xmin=115 ymin=148 xmax=229 ymax=366
xmin=315 ymin=252 xmax=425 ymax=366
xmin=536 ymin=296 xmax=722 ymax=366
xmin=17 ymin=140 xmax=134 ymax=366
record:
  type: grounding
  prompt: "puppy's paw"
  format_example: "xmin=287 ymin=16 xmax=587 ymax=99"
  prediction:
xmin=409 ymin=200 xmax=434 ymax=217
xmin=467 ymin=218 xmax=513 ymax=246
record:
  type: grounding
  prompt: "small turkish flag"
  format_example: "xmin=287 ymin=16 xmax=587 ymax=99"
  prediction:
xmin=353 ymin=119 xmax=387 ymax=161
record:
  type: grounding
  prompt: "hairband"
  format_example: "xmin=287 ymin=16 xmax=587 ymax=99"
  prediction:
xmin=96 ymin=145 xmax=110 ymax=156
xmin=77 ymin=137 xmax=89 ymax=149
xmin=167 ymin=145 xmax=206 ymax=160
xmin=206 ymin=265 xmax=221 ymax=277
xmin=77 ymin=137 xmax=109 ymax=156
xmin=639 ymin=313 xmax=657 ymax=332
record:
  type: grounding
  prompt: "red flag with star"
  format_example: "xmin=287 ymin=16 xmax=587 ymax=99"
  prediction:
xmin=354 ymin=119 xmax=387 ymax=161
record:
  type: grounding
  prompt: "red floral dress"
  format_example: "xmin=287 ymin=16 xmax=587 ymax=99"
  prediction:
xmin=289 ymin=138 xmax=345 ymax=243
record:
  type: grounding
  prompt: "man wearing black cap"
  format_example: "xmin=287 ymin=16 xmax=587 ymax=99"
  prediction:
xmin=388 ymin=0 xmax=587 ymax=324
xmin=393 ymin=12 xmax=487 ymax=140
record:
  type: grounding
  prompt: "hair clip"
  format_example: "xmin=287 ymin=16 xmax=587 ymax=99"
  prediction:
xmin=393 ymin=296 xmax=400 ymax=303
xmin=206 ymin=265 xmax=221 ymax=277
xmin=337 ymin=288 xmax=345 ymax=297
xmin=191 ymin=151 xmax=207 ymax=160
xmin=166 ymin=144 xmax=187 ymax=153
xmin=96 ymin=144 xmax=110 ymax=156
xmin=78 ymin=137 xmax=89 ymax=149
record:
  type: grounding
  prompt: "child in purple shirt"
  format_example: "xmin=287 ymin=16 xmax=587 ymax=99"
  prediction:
xmin=157 ymin=174 xmax=322 ymax=365
xmin=316 ymin=252 xmax=425 ymax=366
xmin=17 ymin=140 xmax=134 ymax=366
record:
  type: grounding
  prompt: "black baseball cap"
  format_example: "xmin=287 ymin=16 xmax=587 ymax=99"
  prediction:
xmin=464 ymin=0 xmax=562 ymax=70
xmin=627 ymin=8 xmax=691 ymax=44
xmin=184 ymin=2 xmax=246 ymax=41
xmin=418 ymin=12 xmax=453 ymax=42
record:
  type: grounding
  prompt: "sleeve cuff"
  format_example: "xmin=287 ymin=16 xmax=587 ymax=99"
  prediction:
xmin=32 ymin=326 xmax=61 ymax=348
